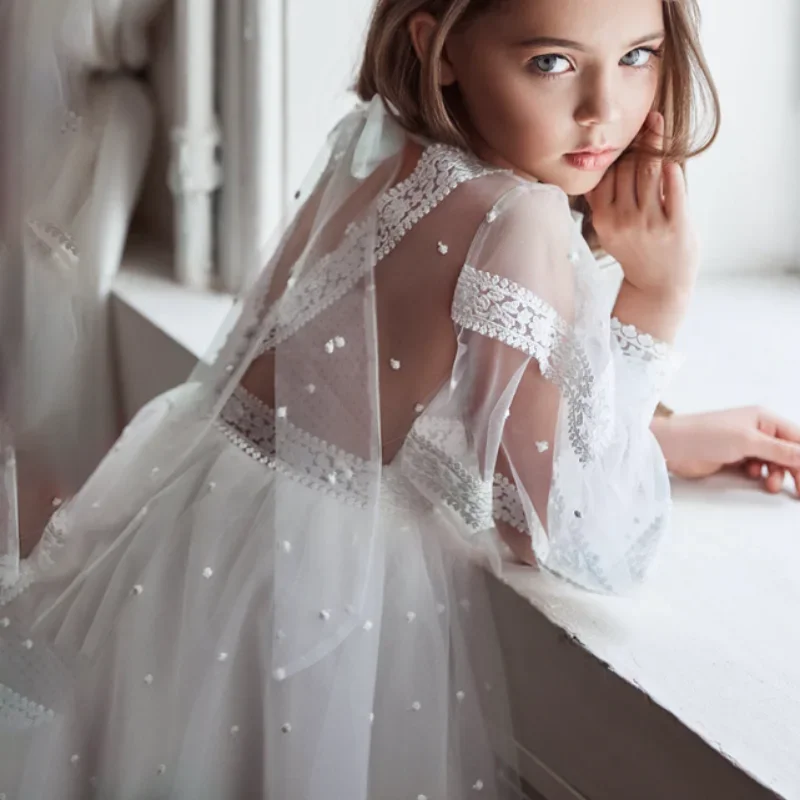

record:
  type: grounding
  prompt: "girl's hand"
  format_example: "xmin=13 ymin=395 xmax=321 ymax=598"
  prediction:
xmin=586 ymin=111 xmax=700 ymax=299
xmin=652 ymin=407 xmax=800 ymax=495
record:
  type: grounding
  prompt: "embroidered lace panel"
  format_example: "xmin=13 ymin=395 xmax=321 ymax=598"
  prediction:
xmin=452 ymin=265 xmax=602 ymax=465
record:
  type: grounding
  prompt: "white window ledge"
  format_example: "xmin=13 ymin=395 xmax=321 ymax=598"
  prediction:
xmin=112 ymin=250 xmax=800 ymax=800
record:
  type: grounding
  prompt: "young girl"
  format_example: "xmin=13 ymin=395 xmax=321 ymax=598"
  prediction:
xmin=2 ymin=0 xmax=800 ymax=797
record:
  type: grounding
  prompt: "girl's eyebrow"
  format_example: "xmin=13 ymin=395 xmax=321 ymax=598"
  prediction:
xmin=518 ymin=31 xmax=666 ymax=52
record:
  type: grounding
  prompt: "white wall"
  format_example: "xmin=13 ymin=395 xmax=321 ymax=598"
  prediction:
xmin=689 ymin=0 xmax=800 ymax=275
xmin=283 ymin=0 xmax=375 ymax=200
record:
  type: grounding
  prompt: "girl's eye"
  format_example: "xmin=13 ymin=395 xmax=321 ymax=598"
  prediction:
xmin=529 ymin=54 xmax=572 ymax=79
xmin=620 ymin=47 xmax=659 ymax=68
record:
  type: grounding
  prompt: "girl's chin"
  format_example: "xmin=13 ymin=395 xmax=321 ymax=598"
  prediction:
xmin=544 ymin=167 xmax=606 ymax=197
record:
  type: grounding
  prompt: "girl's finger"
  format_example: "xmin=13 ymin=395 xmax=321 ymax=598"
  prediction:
xmin=746 ymin=460 xmax=765 ymax=480
xmin=792 ymin=470 xmax=800 ymax=498
xmin=636 ymin=112 xmax=664 ymax=214
xmin=662 ymin=162 xmax=687 ymax=223
xmin=765 ymin=465 xmax=786 ymax=494
xmin=748 ymin=431 xmax=800 ymax=470
xmin=615 ymin=152 xmax=638 ymax=215
xmin=759 ymin=410 xmax=800 ymax=445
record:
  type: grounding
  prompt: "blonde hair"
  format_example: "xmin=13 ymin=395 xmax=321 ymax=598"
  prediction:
xmin=356 ymin=0 xmax=720 ymax=251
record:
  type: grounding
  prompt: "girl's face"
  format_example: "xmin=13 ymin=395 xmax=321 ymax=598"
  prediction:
xmin=440 ymin=0 xmax=665 ymax=195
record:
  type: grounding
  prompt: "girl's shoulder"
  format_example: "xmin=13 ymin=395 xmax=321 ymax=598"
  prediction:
xmin=385 ymin=142 xmax=570 ymax=237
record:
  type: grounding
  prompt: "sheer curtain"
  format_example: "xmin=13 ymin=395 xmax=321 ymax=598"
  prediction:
xmin=0 ymin=0 xmax=169 ymax=580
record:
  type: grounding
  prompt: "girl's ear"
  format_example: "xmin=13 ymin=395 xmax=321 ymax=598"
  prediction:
xmin=408 ymin=12 xmax=457 ymax=86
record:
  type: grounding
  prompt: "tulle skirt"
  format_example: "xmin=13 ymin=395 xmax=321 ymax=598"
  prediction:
xmin=0 ymin=388 xmax=518 ymax=798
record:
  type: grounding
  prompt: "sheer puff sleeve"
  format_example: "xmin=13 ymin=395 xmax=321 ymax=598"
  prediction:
xmin=450 ymin=181 xmax=683 ymax=593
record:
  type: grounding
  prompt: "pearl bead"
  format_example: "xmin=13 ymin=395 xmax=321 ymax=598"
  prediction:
xmin=23 ymin=639 xmax=33 ymax=650
xmin=157 ymin=764 xmax=166 ymax=775
xmin=473 ymin=779 xmax=484 ymax=791
xmin=92 ymin=502 xmax=101 ymax=509
xmin=406 ymin=611 xmax=416 ymax=623
xmin=486 ymin=208 xmax=498 ymax=223
xmin=209 ymin=481 xmax=216 ymax=491
xmin=286 ymin=275 xmax=297 ymax=289
xmin=218 ymin=652 xmax=229 ymax=662
xmin=535 ymin=441 xmax=550 ymax=453
xmin=281 ymin=723 xmax=292 ymax=734
xmin=414 ymin=403 xmax=425 ymax=414
xmin=306 ymin=383 xmax=316 ymax=394
xmin=273 ymin=667 xmax=287 ymax=681
xmin=436 ymin=603 xmax=446 ymax=615
xmin=363 ymin=620 xmax=373 ymax=631
xmin=70 ymin=754 xmax=80 ymax=765
xmin=202 ymin=567 xmax=214 ymax=579
xmin=281 ymin=540 xmax=292 ymax=553
xmin=369 ymin=712 xmax=375 ymax=723
xmin=411 ymin=701 xmax=421 ymax=711
xmin=144 ymin=674 xmax=154 ymax=685
xmin=52 ymin=497 xmax=63 ymax=508
xmin=437 ymin=241 xmax=449 ymax=255
xmin=418 ymin=795 xmax=428 ymax=800
xmin=456 ymin=690 xmax=465 ymax=702
xmin=151 ymin=467 xmax=160 ymax=476
xmin=504 ymin=409 xmax=511 ymax=419
xmin=568 ymin=251 xmax=580 ymax=264
xmin=131 ymin=584 xmax=144 ymax=596
xmin=0 ymin=617 xmax=9 ymax=627
xmin=276 ymin=407 xmax=288 ymax=419
xmin=325 ymin=340 xmax=335 ymax=354
xmin=389 ymin=359 xmax=401 ymax=371
xmin=327 ymin=473 xmax=337 ymax=485
xmin=319 ymin=609 xmax=331 ymax=621
xmin=231 ymin=725 xmax=240 ymax=736
xmin=276 ymin=629 xmax=286 ymax=640
xmin=334 ymin=336 xmax=346 ymax=348
xmin=225 ymin=365 xmax=235 ymax=373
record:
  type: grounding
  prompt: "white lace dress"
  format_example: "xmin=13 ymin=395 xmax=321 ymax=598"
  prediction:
xmin=0 ymin=118 xmax=681 ymax=799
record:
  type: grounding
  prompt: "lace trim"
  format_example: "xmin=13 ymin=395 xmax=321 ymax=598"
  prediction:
xmin=25 ymin=219 xmax=80 ymax=271
xmin=217 ymin=386 xmax=372 ymax=508
xmin=402 ymin=417 xmax=535 ymax=536
xmin=493 ymin=473 xmax=529 ymax=535
xmin=257 ymin=145 xmax=499 ymax=355
xmin=404 ymin=430 xmax=494 ymax=531
xmin=0 ymin=682 xmax=56 ymax=729
xmin=452 ymin=264 xmax=567 ymax=373
xmin=452 ymin=265 xmax=601 ymax=465
xmin=0 ymin=510 xmax=69 ymax=607
xmin=610 ymin=317 xmax=672 ymax=363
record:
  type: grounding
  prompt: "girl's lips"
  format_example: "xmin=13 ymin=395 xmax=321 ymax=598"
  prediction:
xmin=563 ymin=150 xmax=619 ymax=171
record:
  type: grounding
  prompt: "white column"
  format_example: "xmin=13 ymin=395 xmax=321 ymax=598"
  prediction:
xmin=170 ymin=0 xmax=222 ymax=289
xmin=219 ymin=0 xmax=286 ymax=295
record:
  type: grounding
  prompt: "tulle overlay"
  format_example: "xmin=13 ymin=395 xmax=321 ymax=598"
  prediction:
xmin=0 ymin=96 xmax=681 ymax=797
xmin=0 ymin=387 xmax=514 ymax=798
